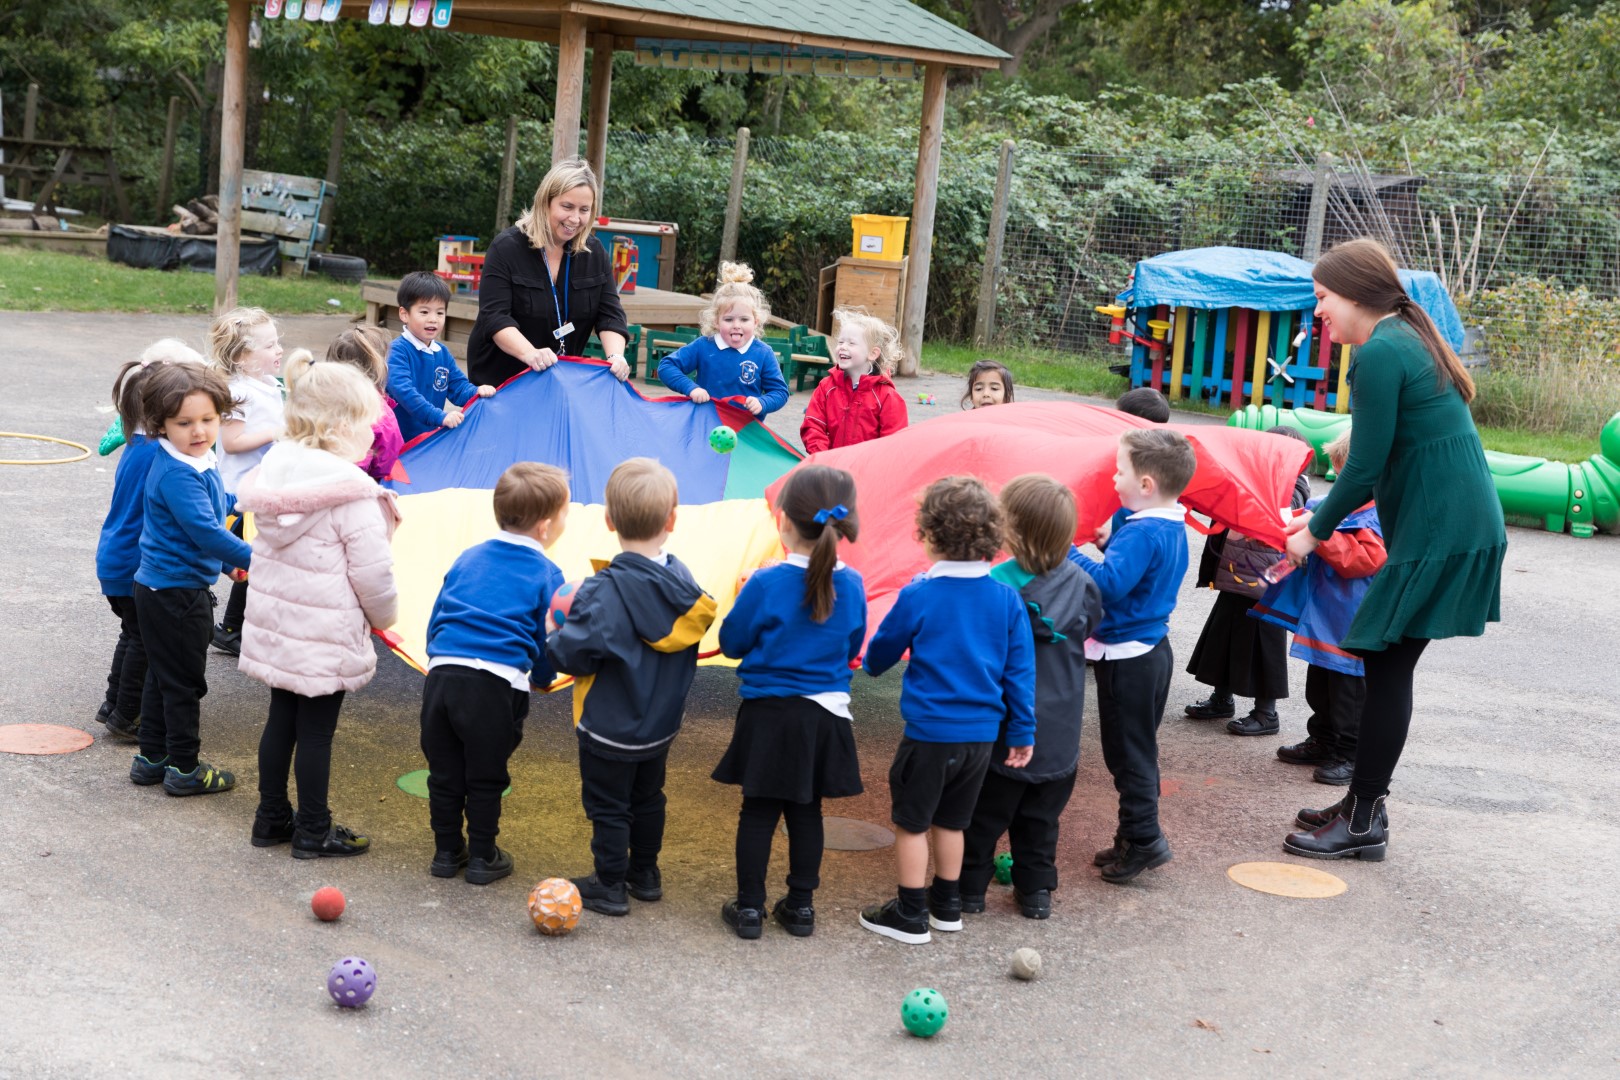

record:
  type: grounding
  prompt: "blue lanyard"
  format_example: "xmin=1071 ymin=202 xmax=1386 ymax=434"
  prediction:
xmin=548 ymin=249 xmax=571 ymax=336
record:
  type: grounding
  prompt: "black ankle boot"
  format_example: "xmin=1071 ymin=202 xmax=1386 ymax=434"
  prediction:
xmin=1283 ymin=795 xmax=1388 ymax=861
xmin=1295 ymin=794 xmax=1389 ymax=831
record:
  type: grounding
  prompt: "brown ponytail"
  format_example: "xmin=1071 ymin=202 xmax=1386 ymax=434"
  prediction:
xmin=776 ymin=464 xmax=860 ymax=623
xmin=1314 ymin=238 xmax=1475 ymax=403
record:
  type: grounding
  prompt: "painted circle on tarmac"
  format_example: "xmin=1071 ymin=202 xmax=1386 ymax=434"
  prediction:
xmin=0 ymin=724 xmax=95 ymax=755
xmin=1227 ymin=861 xmax=1347 ymax=899
xmin=396 ymin=769 xmax=510 ymax=799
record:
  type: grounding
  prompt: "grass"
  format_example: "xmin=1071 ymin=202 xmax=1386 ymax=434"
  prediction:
xmin=0 ymin=246 xmax=362 ymax=315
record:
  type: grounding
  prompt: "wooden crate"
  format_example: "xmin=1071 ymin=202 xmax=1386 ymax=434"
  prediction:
xmin=239 ymin=168 xmax=334 ymax=273
xmin=821 ymin=256 xmax=907 ymax=337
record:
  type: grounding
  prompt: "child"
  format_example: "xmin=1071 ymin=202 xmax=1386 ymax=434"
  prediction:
xmin=860 ymin=476 xmax=1036 ymax=945
xmin=1070 ymin=429 xmax=1197 ymax=883
xmin=961 ymin=359 xmax=1015 ymax=409
xmin=420 ymin=462 xmax=570 ymax=885
xmin=1116 ymin=387 xmax=1170 ymax=423
xmin=236 ymin=354 xmax=400 ymax=858
xmin=129 ymin=362 xmax=253 ymax=795
xmin=325 ymin=325 xmax=404 ymax=482
xmin=211 ymin=307 xmax=286 ymax=656
xmin=1183 ymin=426 xmax=1313 ymax=736
xmin=657 ymin=262 xmax=789 ymax=418
xmin=95 ymin=340 xmax=207 ymax=742
xmin=960 ymin=475 xmax=1101 ymax=919
xmin=387 ymin=271 xmax=495 ymax=443
xmin=799 ymin=308 xmax=908 ymax=454
xmin=548 ymin=458 xmax=718 ymax=915
xmin=1262 ymin=432 xmax=1385 ymax=786
xmin=714 ymin=465 xmax=866 ymax=939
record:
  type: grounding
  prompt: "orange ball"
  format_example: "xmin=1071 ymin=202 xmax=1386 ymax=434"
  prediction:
xmin=311 ymin=886 xmax=346 ymax=922
xmin=527 ymin=878 xmax=582 ymax=936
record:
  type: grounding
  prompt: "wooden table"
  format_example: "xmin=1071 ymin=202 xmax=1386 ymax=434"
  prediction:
xmin=0 ymin=136 xmax=130 ymax=221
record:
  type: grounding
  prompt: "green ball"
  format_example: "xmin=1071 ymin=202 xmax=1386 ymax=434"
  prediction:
xmin=708 ymin=425 xmax=738 ymax=454
xmin=901 ymin=988 xmax=948 ymax=1038
xmin=993 ymin=851 xmax=1014 ymax=885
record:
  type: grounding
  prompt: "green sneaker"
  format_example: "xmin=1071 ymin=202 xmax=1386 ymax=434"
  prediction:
xmin=163 ymin=761 xmax=236 ymax=796
xmin=130 ymin=754 xmax=169 ymax=786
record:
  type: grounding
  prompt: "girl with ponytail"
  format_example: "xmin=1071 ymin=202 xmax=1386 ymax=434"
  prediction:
xmin=713 ymin=465 xmax=867 ymax=939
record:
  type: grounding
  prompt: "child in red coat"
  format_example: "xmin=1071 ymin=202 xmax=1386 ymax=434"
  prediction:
xmin=800 ymin=308 xmax=909 ymax=454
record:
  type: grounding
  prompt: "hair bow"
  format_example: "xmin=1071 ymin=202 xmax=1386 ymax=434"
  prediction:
xmin=812 ymin=504 xmax=849 ymax=525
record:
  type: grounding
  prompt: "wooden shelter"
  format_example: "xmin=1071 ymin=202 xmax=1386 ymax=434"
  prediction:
xmin=213 ymin=1 xmax=1007 ymax=374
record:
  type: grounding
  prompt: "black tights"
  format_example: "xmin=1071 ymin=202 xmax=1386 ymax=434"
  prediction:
xmin=735 ymin=796 xmax=824 ymax=909
xmin=1350 ymin=637 xmax=1430 ymax=800
xmin=256 ymin=687 xmax=345 ymax=837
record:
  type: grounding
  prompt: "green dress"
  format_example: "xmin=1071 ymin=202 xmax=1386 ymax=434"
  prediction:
xmin=1308 ymin=318 xmax=1506 ymax=651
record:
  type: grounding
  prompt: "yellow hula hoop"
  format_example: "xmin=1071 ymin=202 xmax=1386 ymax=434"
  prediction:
xmin=0 ymin=432 xmax=92 ymax=466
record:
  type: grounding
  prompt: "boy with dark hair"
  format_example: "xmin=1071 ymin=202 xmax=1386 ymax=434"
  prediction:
xmin=1071 ymin=428 xmax=1197 ymax=884
xmin=859 ymin=476 xmax=1036 ymax=945
xmin=1116 ymin=387 xmax=1170 ymax=423
xmin=420 ymin=462 xmax=570 ymax=885
xmin=547 ymin=458 xmax=717 ymax=916
xmin=387 ymin=270 xmax=494 ymax=443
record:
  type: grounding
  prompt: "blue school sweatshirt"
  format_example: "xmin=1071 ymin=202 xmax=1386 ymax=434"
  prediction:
xmin=719 ymin=558 xmax=867 ymax=699
xmin=427 ymin=534 xmax=565 ymax=684
xmin=1068 ymin=506 xmax=1189 ymax=645
xmin=96 ymin=434 xmax=160 ymax=596
xmin=135 ymin=442 xmax=252 ymax=591
xmin=863 ymin=566 xmax=1036 ymax=746
xmin=657 ymin=335 xmax=789 ymax=417
xmin=387 ymin=331 xmax=480 ymax=443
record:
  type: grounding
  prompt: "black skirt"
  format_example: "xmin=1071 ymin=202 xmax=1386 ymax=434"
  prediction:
xmin=711 ymin=696 xmax=864 ymax=803
xmin=1186 ymin=589 xmax=1290 ymax=700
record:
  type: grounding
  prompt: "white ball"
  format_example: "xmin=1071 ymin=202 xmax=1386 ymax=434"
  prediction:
xmin=1010 ymin=947 xmax=1042 ymax=981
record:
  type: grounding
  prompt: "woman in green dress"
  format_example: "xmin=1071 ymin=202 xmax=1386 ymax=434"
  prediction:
xmin=1280 ymin=239 xmax=1506 ymax=861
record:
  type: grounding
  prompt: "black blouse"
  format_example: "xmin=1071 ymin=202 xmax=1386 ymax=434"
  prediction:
xmin=466 ymin=227 xmax=631 ymax=386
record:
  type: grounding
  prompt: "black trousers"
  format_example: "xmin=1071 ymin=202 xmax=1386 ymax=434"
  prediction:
xmin=1305 ymin=663 xmax=1365 ymax=762
xmin=960 ymin=768 xmax=1079 ymax=896
xmin=256 ymin=687 xmax=346 ymax=837
xmin=103 ymin=594 xmax=147 ymax=721
xmin=221 ymin=515 xmax=248 ymax=632
xmin=419 ymin=666 xmax=528 ymax=858
xmin=134 ymin=583 xmax=214 ymax=772
xmin=1350 ymin=637 xmax=1430 ymax=800
xmin=735 ymin=795 xmax=824 ymax=909
xmin=1095 ymin=636 xmax=1173 ymax=843
xmin=578 ymin=742 xmax=669 ymax=885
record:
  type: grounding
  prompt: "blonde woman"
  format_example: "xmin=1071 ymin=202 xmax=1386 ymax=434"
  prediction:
xmin=466 ymin=158 xmax=631 ymax=385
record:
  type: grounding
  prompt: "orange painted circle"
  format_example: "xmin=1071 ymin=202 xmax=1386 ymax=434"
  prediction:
xmin=1227 ymin=861 xmax=1347 ymax=899
xmin=0 ymin=724 xmax=95 ymax=755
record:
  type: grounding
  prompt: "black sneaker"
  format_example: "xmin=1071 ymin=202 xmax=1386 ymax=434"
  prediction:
xmin=1184 ymin=694 xmax=1235 ymax=720
xmin=571 ymin=873 xmax=629 ymax=915
xmin=102 ymin=708 xmax=140 ymax=742
xmin=430 ymin=845 xmax=469 ymax=879
xmin=163 ymin=761 xmax=235 ymax=796
xmin=1099 ymin=835 xmax=1172 ymax=884
xmin=210 ymin=623 xmax=241 ymax=657
xmin=960 ymin=894 xmax=986 ymax=915
xmin=627 ymin=865 xmax=662 ymax=902
xmin=251 ymin=814 xmax=296 ymax=848
xmin=1313 ymin=759 xmax=1354 ymax=786
xmin=722 ymin=898 xmax=764 ymax=940
xmin=130 ymin=753 xmax=169 ymax=786
xmin=771 ymin=897 xmax=815 ymax=937
xmin=1015 ymin=887 xmax=1052 ymax=919
xmin=927 ymin=885 xmax=963 ymax=933
xmin=1226 ymin=709 xmax=1281 ymax=736
xmin=292 ymin=823 xmax=370 ymax=860
xmin=858 ymin=898 xmax=931 ymax=945
xmin=466 ymin=847 xmax=514 ymax=886
xmin=1277 ymin=736 xmax=1337 ymax=766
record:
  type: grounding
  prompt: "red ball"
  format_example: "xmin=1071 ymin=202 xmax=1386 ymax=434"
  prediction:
xmin=549 ymin=579 xmax=584 ymax=629
xmin=312 ymin=886 xmax=346 ymax=922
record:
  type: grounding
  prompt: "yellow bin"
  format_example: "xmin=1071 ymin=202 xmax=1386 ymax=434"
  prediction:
xmin=851 ymin=214 xmax=909 ymax=261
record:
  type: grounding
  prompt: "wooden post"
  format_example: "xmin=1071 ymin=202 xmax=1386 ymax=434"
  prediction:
xmin=1303 ymin=151 xmax=1333 ymax=261
xmin=899 ymin=63 xmax=947 ymax=377
xmin=18 ymin=83 xmax=39 ymax=201
xmin=586 ymin=33 xmax=614 ymax=193
xmin=552 ymin=14 xmax=587 ymax=165
xmin=972 ymin=139 xmax=1014 ymax=347
xmin=157 ymin=96 xmax=182 ymax=220
xmin=718 ymin=126 xmax=750 ymax=269
xmin=495 ymin=115 xmax=519 ymax=234
xmin=325 ymin=107 xmax=347 ymax=185
xmin=214 ymin=0 xmax=250 ymax=312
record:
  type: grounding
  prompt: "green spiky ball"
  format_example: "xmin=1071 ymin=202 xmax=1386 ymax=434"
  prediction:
xmin=993 ymin=851 xmax=1014 ymax=885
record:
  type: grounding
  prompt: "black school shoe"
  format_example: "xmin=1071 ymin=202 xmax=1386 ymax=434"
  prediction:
xmin=1184 ymin=694 xmax=1235 ymax=720
xmin=960 ymin=894 xmax=986 ymax=915
xmin=722 ymin=898 xmax=764 ymax=940
xmin=772 ymin=898 xmax=815 ymax=937
xmin=1015 ymin=887 xmax=1052 ymax=919
xmin=251 ymin=814 xmax=296 ymax=848
xmin=1277 ymin=736 xmax=1337 ymax=766
xmin=858 ymin=898 xmax=931 ymax=945
xmin=1313 ymin=760 xmax=1354 ymax=786
xmin=210 ymin=623 xmax=242 ymax=657
xmin=464 ymin=848 xmax=513 ymax=885
xmin=292 ymin=823 xmax=370 ymax=860
xmin=571 ymin=873 xmax=629 ymax=915
xmin=627 ymin=866 xmax=662 ymax=902
xmin=1226 ymin=709 xmax=1281 ymax=736
xmin=163 ymin=761 xmax=235 ymax=796
xmin=430 ymin=845 xmax=469 ymax=879
xmin=102 ymin=708 xmax=140 ymax=742
xmin=1093 ymin=834 xmax=1124 ymax=867
xmin=1099 ymin=836 xmax=1172 ymax=884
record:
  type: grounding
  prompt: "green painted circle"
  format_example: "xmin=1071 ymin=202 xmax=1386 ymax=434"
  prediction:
xmin=396 ymin=769 xmax=510 ymax=799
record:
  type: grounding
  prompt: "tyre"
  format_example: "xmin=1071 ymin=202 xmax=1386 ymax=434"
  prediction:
xmin=309 ymin=251 xmax=368 ymax=283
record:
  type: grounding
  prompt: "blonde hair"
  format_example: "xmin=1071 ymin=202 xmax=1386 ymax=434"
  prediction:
xmin=833 ymin=307 xmax=901 ymax=376
xmin=494 ymin=462 xmax=570 ymax=531
xmin=515 ymin=158 xmax=600 ymax=254
xmin=605 ymin=457 xmax=679 ymax=541
xmin=699 ymin=262 xmax=771 ymax=337
xmin=208 ymin=306 xmax=277 ymax=376
xmin=282 ymin=349 xmax=380 ymax=456
xmin=113 ymin=339 xmax=208 ymax=432
xmin=1325 ymin=430 xmax=1353 ymax=473
xmin=325 ymin=326 xmax=390 ymax=392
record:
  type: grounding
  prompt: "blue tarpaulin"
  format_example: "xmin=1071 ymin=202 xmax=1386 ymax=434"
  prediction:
xmin=1119 ymin=247 xmax=1465 ymax=351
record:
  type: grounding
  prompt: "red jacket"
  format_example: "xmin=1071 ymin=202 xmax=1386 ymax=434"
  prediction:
xmin=800 ymin=369 xmax=909 ymax=454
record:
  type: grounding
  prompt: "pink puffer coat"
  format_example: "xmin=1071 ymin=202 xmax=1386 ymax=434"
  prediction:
xmin=236 ymin=441 xmax=401 ymax=696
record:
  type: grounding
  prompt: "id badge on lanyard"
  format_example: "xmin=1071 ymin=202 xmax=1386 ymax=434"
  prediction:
xmin=549 ymin=251 xmax=574 ymax=344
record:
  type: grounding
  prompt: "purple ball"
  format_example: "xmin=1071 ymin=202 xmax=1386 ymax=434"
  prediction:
xmin=327 ymin=956 xmax=376 ymax=1008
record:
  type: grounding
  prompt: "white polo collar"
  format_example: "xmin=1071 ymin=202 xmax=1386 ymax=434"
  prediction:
xmin=158 ymin=436 xmax=218 ymax=473
xmin=714 ymin=333 xmax=756 ymax=354
xmin=784 ymin=552 xmax=846 ymax=571
xmin=925 ymin=560 xmax=991 ymax=578
xmin=1126 ymin=504 xmax=1187 ymax=522
xmin=494 ymin=531 xmax=545 ymax=553
xmin=402 ymin=327 xmax=442 ymax=354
